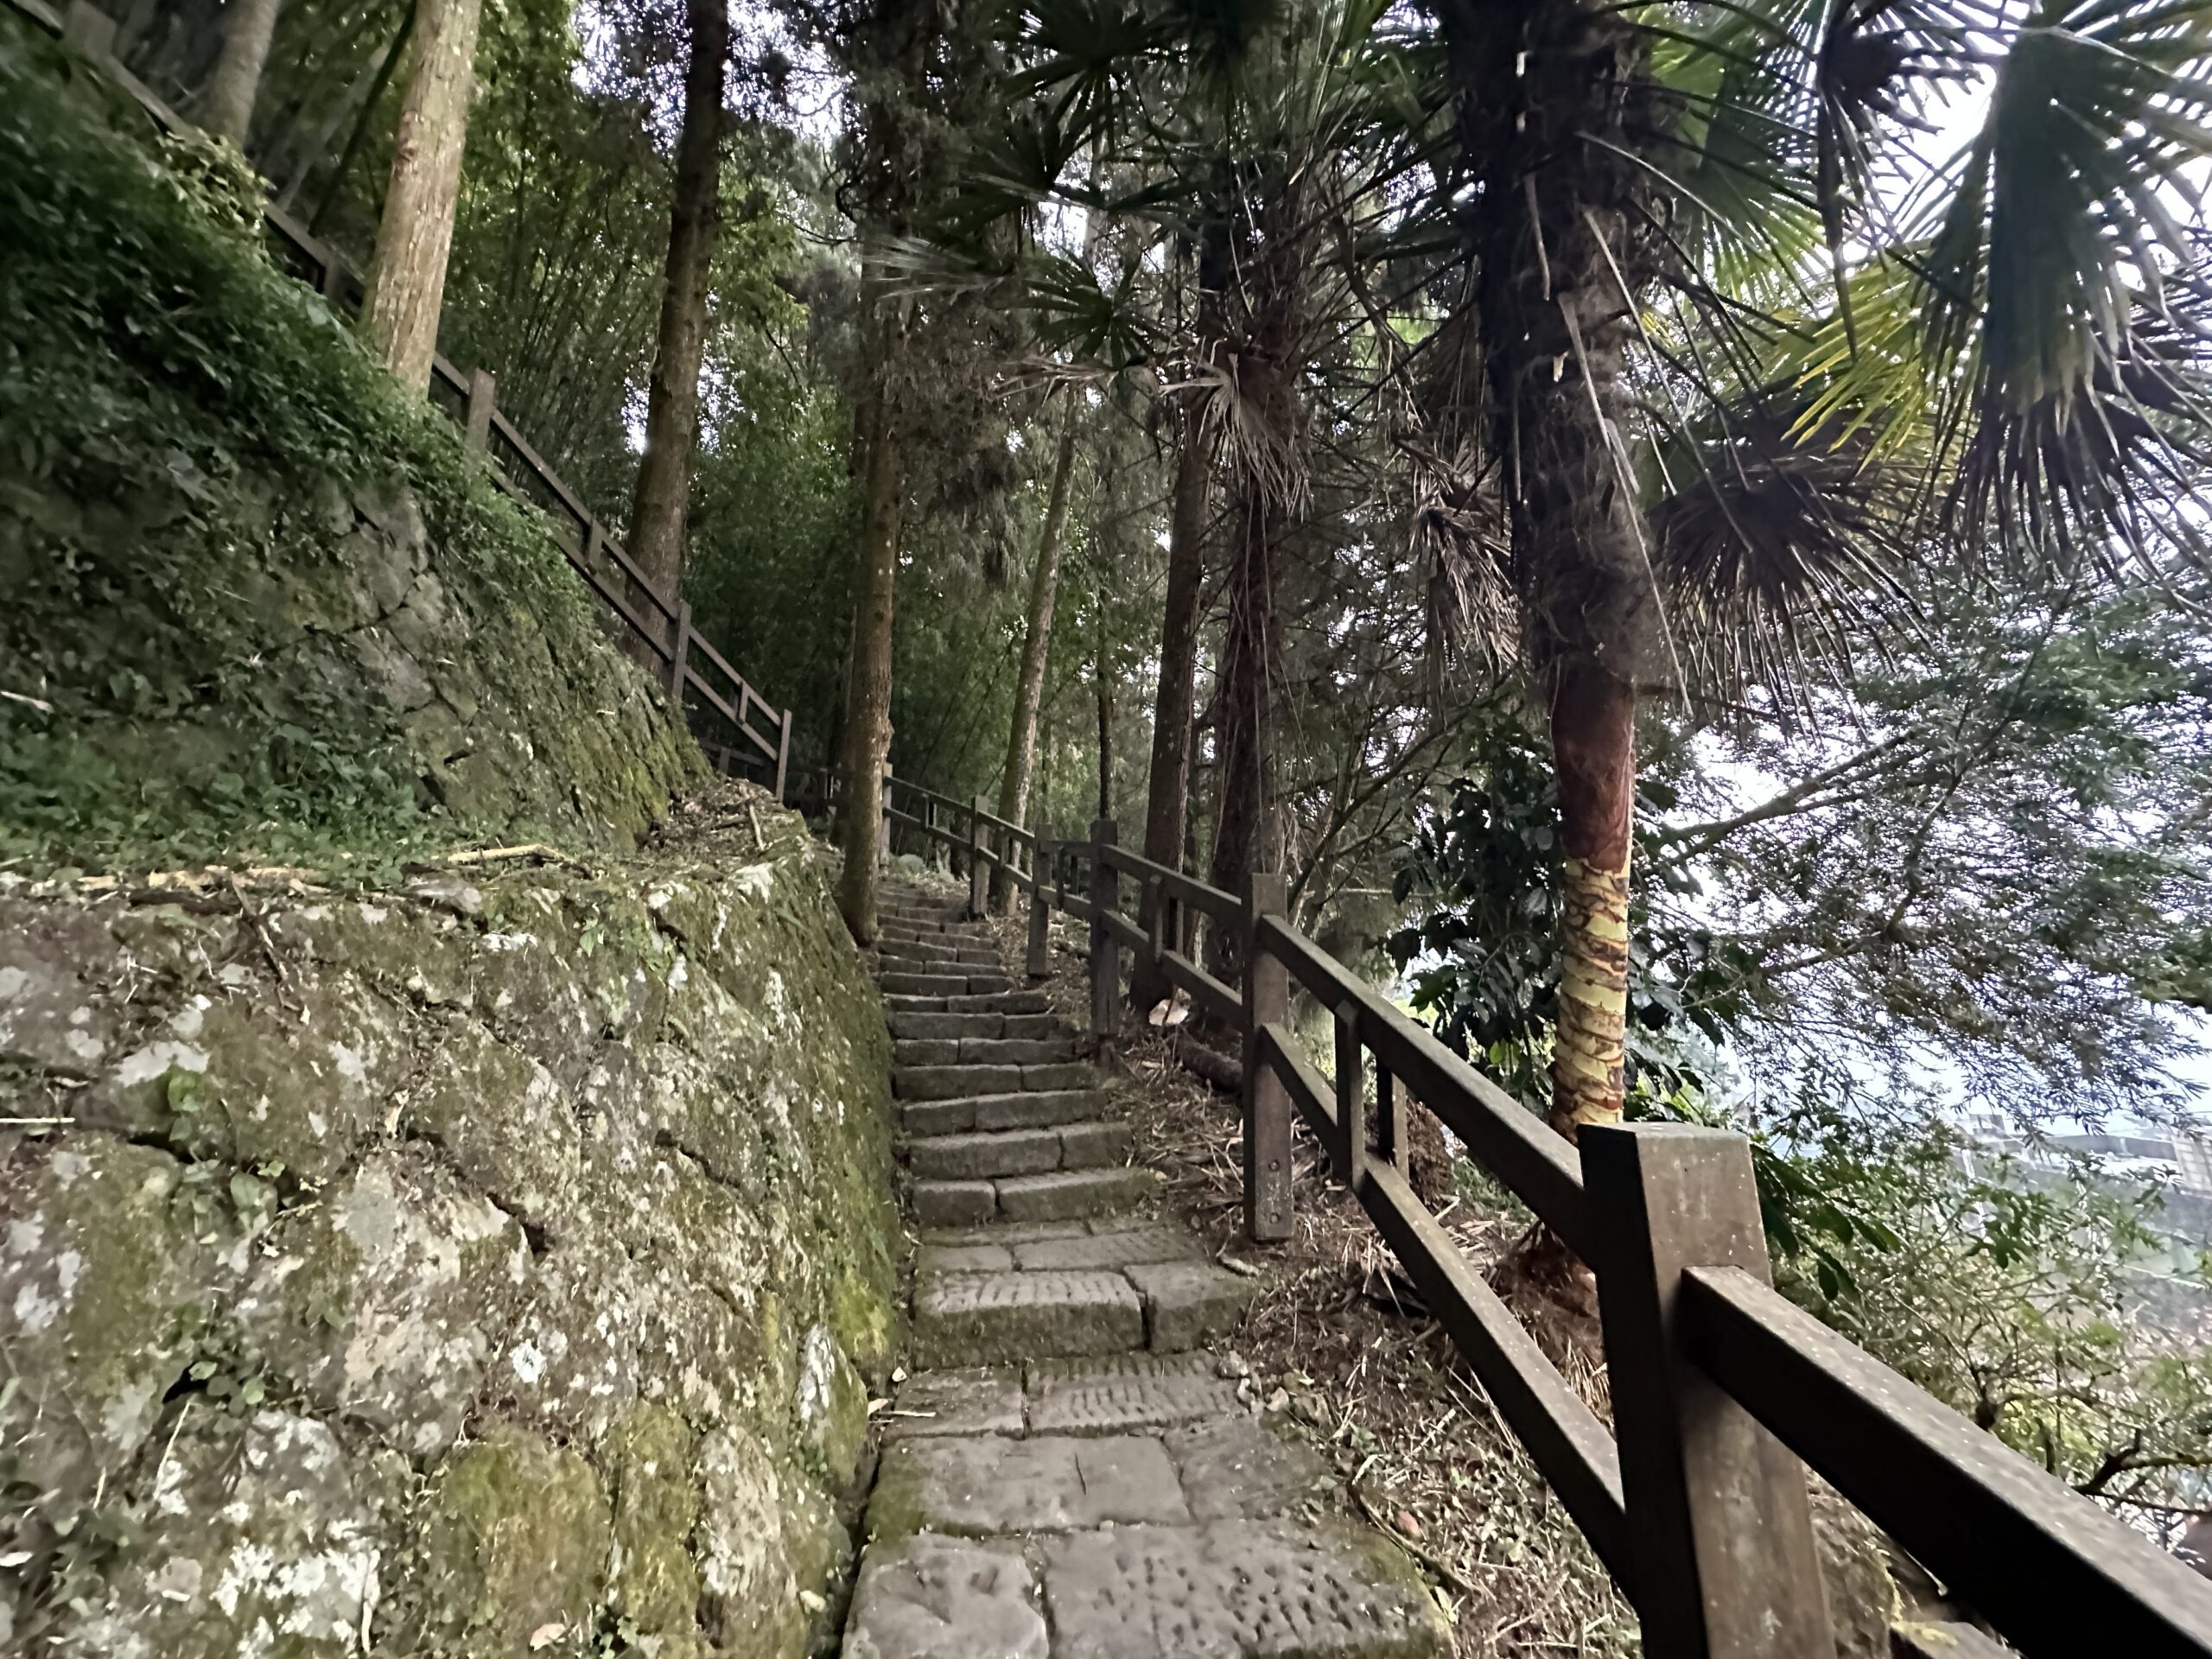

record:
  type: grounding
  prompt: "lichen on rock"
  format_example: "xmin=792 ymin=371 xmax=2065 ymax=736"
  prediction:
xmin=0 ymin=789 xmax=897 ymax=1656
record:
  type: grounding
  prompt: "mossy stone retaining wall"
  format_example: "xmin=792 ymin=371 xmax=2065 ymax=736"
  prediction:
xmin=0 ymin=794 xmax=898 ymax=1656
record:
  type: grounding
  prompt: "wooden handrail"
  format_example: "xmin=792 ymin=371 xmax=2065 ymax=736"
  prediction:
xmin=911 ymin=800 xmax=2212 ymax=1659
xmin=15 ymin=0 xmax=798 ymax=799
xmin=1685 ymin=1264 xmax=2212 ymax=1656
xmin=1097 ymin=840 xmax=1241 ymax=925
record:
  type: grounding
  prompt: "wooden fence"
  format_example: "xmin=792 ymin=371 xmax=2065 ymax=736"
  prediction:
xmin=829 ymin=766 xmax=2212 ymax=1659
xmin=16 ymin=0 xmax=792 ymax=800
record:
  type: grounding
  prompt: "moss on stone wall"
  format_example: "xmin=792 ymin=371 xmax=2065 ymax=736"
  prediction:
xmin=0 ymin=18 xmax=702 ymax=874
xmin=0 ymin=788 xmax=898 ymax=1656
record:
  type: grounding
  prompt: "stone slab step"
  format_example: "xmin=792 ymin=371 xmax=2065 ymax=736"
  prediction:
xmin=877 ymin=925 xmax=995 ymax=946
xmin=1024 ymin=1352 xmax=1242 ymax=1437
xmin=899 ymin=1089 xmax=1109 ymax=1137
xmin=906 ymin=1122 xmax=1132 ymax=1180
xmin=887 ymin=1010 xmax=1064 ymax=1042
xmin=883 ymin=989 xmax=1047 ymax=1015
xmin=868 ymin=1415 xmax=1333 ymax=1537
xmin=893 ymin=1060 xmax=1096 ymax=1101
xmin=1124 ymin=1260 xmax=1257 ymax=1351
xmin=876 ymin=971 xmax=1014 ymax=997
xmin=917 ymin=1223 xmax=1195 ymax=1277
xmin=1038 ymin=1519 xmax=1450 ymax=1654
xmin=998 ymin=1166 xmax=1154 ymax=1223
xmin=843 ymin=1519 xmax=1449 ymax=1658
xmin=876 ymin=944 xmax=1002 ymax=968
xmin=912 ymin=1270 xmax=1144 ymax=1368
xmin=910 ymin=1165 xmax=1153 ymax=1229
xmin=879 ymin=908 xmax=974 ymax=928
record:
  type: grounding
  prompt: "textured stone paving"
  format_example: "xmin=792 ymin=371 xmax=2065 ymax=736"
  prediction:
xmin=840 ymin=883 xmax=1451 ymax=1658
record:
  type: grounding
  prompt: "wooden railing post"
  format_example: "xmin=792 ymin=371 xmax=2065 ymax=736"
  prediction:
xmin=667 ymin=601 xmax=691 ymax=702
xmin=1332 ymin=1000 xmax=1365 ymax=1188
xmin=1027 ymin=836 xmax=1055 ymax=979
xmin=774 ymin=708 xmax=791 ymax=804
xmin=970 ymin=794 xmax=991 ymax=918
xmin=1582 ymin=1123 xmax=1838 ymax=1659
xmin=1241 ymin=874 xmax=1294 ymax=1243
xmin=1374 ymin=1059 xmax=1405 ymax=1176
xmin=464 ymin=367 xmax=497 ymax=449
xmin=1088 ymin=818 xmax=1119 ymax=1041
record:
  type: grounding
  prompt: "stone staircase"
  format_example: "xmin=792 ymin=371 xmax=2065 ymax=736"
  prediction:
xmin=879 ymin=890 xmax=1153 ymax=1232
xmin=840 ymin=882 xmax=1451 ymax=1657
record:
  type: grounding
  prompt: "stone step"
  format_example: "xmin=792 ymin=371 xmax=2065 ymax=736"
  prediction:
xmin=1025 ymin=1353 xmax=1243 ymax=1439
xmin=893 ymin=1037 xmax=1077 ymax=1068
xmin=913 ymin=1269 xmax=1145 ymax=1365
xmin=920 ymin=1223 xmax=1201 ymax=1276
xmin=1001 ymin=1166 xmax=1154 ymax=1223
xmin=876 ymin=970 xmax=1015 ymax=998
xmin=901 ymin=1090 xmax=1110 ymax=1138
xmin=880 ymin=905 xmax=973 ymax=925
xmin=874 ymin=1354 xmax=1251 ymax=1444
xmin=879 ymin=920 xmax=994 ymax=942
xmin=893 ymin=1060 xmax=1096 ymax=1101
xmin=876 ymin=944 xmax=1002 ymax=969
xmin=911 ymin=1165 xmax=1154 ymax=1230
xmin=906 ymin=1122 xmax=1131 ymax=1180
xmin=845 ymin=1519 xmax=1450 ymax=1656
xmin=885 ymin=989 xmax=1052 ymax=1017
xmin=909 ymin=1232 xmax=1248 ymax=1364
xmin=887 ymin=1009 xmax=1063 ymax=1042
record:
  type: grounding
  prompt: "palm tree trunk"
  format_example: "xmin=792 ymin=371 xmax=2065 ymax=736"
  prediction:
xmin=1131 ymin=400 xmax=1209 ymax=1007
xmin=627 ymin=0 xmax=728 ymax=639
xmin=1440 ymin=0 xmax=1663 ymax=1139
xmin=836 ymin=273 xmax=905 ymax=943
xmin=1549 ymin=659 xmax=1635 ymax=1134
xmin=202 ymin=0 xmax=285 ymax=145
xmin=359 ymin=0 xmax=483 ymax=389
xmin=994 ymin=392 xmax=1081 ymax=899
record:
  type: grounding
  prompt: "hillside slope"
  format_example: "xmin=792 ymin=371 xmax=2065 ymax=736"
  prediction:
xmin=0 ymin=18 xmax=700 ymax=874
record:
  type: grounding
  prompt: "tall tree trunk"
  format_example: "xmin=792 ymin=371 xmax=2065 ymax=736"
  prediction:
xmin=835 ymin=272 xmax=905 ymax=943
xmin=1094 ymin=592 xmax=1116 ymax=819
xmin=1141 ymin=401 xmax=1210 ymax=867
xmin=202 ymin=0 xmax=284 ymax=145
xmin=1204 ymin=481 xmax=1277 ymax=977
xmin=627 ymin=0 xmax=728 ymax=632
xmin=1446 ymin=0 xmax=1663 ymax=1139
xmin=1131 ymin=400 xmax=1210 ymax=1007
xmin=994 ymin=391 xmax=1081 ymax=901
xmin=359 ymin=0 xmax=483 ymax=389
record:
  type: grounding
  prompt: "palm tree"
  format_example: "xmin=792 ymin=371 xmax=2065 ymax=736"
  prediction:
xmin=941 ymin=0 xmax=1438 ymax=969
xmin=1408 ymin=0 xmax=2212 ymax=1140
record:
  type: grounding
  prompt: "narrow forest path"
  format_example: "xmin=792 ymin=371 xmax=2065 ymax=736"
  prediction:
xmin=839 ymin=880 xmax=1451 ymax=1658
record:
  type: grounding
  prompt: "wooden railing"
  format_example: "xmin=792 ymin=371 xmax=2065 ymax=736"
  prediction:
xmin=18 ymin=0 xmax=792 ymax=800
xmin=846 ymin=774 xmax=2212 ymax=1659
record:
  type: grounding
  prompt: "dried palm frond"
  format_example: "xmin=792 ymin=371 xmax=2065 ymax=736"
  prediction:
xmin=1648 ymin=386 xmax=1918 ymax=702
